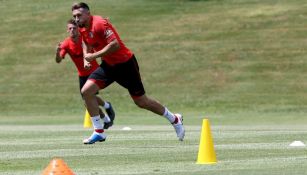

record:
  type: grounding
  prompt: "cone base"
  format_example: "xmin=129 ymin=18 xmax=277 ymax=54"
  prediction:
xmin=196 ymin=161 xmax=217 ymax=164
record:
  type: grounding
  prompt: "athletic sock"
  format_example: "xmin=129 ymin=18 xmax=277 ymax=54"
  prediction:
xmin=91 ymin=115 xmax=104 ymax=135
xmin=103 ymin=101 xmax=110 ymax=109
xmin=163 ymin=107 xmax=176 ymax=124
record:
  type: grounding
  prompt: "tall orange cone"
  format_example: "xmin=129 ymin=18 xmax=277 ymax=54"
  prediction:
xmin=83 ymin=109 xmax=92 ymax=128
xmin=196 ymin=119 xmax=217 ymax=164
xmin=41 ymin=158 xmax=75 ymax=175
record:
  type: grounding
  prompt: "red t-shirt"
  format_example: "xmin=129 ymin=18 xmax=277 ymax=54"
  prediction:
xmin=79 ymin=16 xmax=133 ymax=66
xmin=59 ymin=37 xmax=99 ymax=76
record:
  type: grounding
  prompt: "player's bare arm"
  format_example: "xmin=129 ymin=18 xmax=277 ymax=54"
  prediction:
xmin=82 ymin=40 xmax=89 ymax=55
xmin=55 ymin=42 xmax=63 ymax=63
xmin=82 ymin=40 xmax=92 ymax=70
xmin=84 ymin=39 xmax=120 ymax=62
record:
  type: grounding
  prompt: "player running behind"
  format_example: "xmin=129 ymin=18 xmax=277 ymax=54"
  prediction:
xmin=71 ymin=2 xmax=185 ymax=144
xmin=55 ymin=19 xmax=115 ymax=129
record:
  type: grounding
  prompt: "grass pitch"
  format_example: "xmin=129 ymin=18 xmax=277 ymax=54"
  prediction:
xmin=1 ymin=124 xmax=307 ymax=175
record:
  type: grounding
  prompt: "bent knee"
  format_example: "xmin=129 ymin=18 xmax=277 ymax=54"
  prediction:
xmin=81 ymin=81 xmax=100 ymax=97
xmin=81 ymin=87 xmax=95 ymax=98
xmin=81 ymin=88 xmax=89 ymax=97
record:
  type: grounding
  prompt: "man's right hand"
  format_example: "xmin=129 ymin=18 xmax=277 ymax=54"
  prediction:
xmin=56 ymin=43 xmax=61 ymax=53
xmin=84 ymin=60 xmax=92 ymax=70
xmin=55 ymin=42 xmax=63 ymax=63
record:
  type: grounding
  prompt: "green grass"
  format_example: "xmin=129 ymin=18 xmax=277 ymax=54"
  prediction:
xmin=1 ymin=0 xmax=307 ymax=174
xmin=0 ymin=125 xmax=307 ymax=175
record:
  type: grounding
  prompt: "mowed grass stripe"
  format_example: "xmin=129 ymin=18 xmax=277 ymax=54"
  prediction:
xmin=1 ymin=142 xmax=304 ymax=160
xmin=1 ymin=124 xmax=307 ymax=174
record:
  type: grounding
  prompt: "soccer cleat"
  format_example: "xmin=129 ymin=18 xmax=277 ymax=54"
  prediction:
xmin=104 ymin=102 xmax=115 ymax=129
xmin=172 ymin=114 xmax=185 ymax=141
xmin=83 ymin=132 xmax=106 ymax=144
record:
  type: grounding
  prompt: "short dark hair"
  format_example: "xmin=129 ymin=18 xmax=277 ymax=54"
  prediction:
xmin=71 ymin=2 xmax=90 ymax=11
xmin=67 ymin=18 xmax=77 ymax=25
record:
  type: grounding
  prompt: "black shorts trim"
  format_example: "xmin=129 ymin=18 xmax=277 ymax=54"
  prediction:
xmin=79 ymin=75 xmax=99 ymax=95
xmin=79 ymin=75 xmax=89 ymax=91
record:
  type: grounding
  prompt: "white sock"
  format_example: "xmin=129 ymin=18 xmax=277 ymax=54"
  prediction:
xmin=91 ymin=115 xmax=104 ymax=130
xmin=163 ymin=107 xmax=175 ymax=123
xmin=103 ymin=101 xmax=110 ymax=109
xmin=103 ymin=115 xmax=111 ymax=123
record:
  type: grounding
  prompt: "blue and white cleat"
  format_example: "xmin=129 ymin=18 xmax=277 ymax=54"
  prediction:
xmin=83 ymin=132 xmax=106 ymax=144
xmin=172 ymin=114 xmax=185 ymax=141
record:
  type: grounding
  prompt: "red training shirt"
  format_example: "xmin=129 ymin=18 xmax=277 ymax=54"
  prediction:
xmin=59 ymin=37 xmax=99 ymax=76
xmin=79 ymin=16 xmax=133 ymax=66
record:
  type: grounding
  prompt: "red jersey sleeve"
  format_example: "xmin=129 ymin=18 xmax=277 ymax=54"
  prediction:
xmin=96 ymin=20 xmax=117 ymax=44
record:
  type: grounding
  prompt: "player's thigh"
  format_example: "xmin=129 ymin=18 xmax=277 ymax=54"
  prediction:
xmin=115 ymin=56 xmax=145 ymax=98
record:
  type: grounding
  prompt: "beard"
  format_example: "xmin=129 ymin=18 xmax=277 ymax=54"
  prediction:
xmin=77 ymin=23 xmax=85 ymax=28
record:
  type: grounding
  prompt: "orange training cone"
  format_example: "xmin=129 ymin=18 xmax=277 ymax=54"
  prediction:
xmin=41 ymin=158 xmax=75 ymax=175
xmin=196 ymin=119 xmax=217 ymax=164
xmin=83 ymin=109 xmax=92 ymax=128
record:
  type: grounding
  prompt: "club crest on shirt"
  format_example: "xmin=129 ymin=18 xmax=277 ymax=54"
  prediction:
xmin=105 ymin=29 xmax=113 ymax=38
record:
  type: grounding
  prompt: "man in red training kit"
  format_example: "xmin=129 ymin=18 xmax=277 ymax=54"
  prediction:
xmin=55 ymin=19 xmax=115 ymax=130
xmin=71 ymin=2 xmax=185 ymax=144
